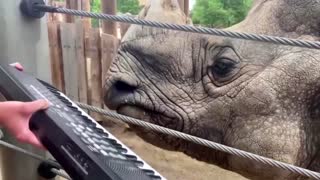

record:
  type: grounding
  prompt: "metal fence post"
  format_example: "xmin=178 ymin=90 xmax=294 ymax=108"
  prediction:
xmin=0 ymin=0 xmax=53 ymax=179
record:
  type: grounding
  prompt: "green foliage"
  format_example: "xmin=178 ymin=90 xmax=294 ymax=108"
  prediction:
xmin=90 ymin=0 xmax=101 ymax=27
xmin=191 ymin=0 xmax=253 ymax=28
xmin=117 ymin=0 xmax=141 ymax=15
xmin=89 ymin=0 xmax=141 ymax=27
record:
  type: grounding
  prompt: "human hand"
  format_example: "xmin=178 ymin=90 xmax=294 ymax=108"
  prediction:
xmin=0 ymin=100 xmax=49 ymax=149
xmin=0 ymin=62 xmax=49 ymax=149
xmin=10 ymin=62 xmax=23 ymax=71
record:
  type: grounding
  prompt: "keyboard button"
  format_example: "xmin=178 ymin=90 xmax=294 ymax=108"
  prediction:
xmin=70 ymin=122 xmax=78 ymax=127
xmin=75 ymin=127 xmax=82 ymax=133
xmin=81 ymin=132 xmax=89 ymax=138
xmin=117 ymin=147 xmax=128 ymax=153
xmin=109 ymin=152 xmax=127 ymax=160
xmin=80 ymin=137 xmax=90 ymax=145
xmin=86 ymin=127 xmax=93 ymax=132
xmin=73 ymin=129 xmax=81 ymax=136
xmin=100 ymin=150 xmax=109 ymax=156
xmin=88 ymin=145 xmax=99 ymax=153
xmin=93 ymin=143 xmax=101 ymax=150
xmin=100 ymin=145 xmax=118 ymax=153
xmin=88 ymin=138 xmax=96 ymax=145
xmin=142 ymin=169 xmax=155 ymax=176
xmin=99 ymin=140 xmax=112 ymax=146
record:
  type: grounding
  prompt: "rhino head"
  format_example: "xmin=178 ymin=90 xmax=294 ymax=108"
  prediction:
xmin=103 ymin=0 xmax=320 ymax=179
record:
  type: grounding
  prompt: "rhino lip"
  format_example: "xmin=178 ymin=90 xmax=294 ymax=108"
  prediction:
xmin=116 ymin=102 xmax=182 ymax=131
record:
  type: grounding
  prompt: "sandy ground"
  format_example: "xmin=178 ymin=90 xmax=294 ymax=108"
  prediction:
xmin=101 ymin=119 xmax=248 ymax=180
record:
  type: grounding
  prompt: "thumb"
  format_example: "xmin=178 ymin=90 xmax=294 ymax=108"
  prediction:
xmin=23 ymin=99 xmax=50 ymax=114
xmin=10 ymin=62 xmax=23 ymax=71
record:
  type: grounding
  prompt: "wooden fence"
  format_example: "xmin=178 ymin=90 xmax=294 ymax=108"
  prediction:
xmin=47 ymin=19 xmax=120 ymax=122
xmin=46 ymin=0 xmax=188 ymax=123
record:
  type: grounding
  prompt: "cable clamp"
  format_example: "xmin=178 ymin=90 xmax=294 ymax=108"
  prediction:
xmin=20 ymin=0 xmax=46 ymax=19
xmin=37 ymin=159 xmax=61 ymax=179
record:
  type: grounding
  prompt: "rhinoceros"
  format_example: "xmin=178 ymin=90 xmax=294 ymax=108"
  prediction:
xmin=103 ymin=0 xmax=320 ymax=179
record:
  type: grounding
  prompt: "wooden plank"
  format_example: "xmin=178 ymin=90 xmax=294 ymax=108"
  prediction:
xmin=51 ymin=1 xmax=67 ymax=22
xmin=85 ymin=28 xmax=103 ymax=121
xmin=184 ymin=0 xmax=189 ymax=17
xmin=65 ymin=0 xmax=78 ymax=23
xmin=47 ymin=22 xmax=65 ymax=92
xmin=81 ymin=0 xmax=91 ymax=29
xmin=60 ymin=23 xmax=79 ymax=101
xmin=178 ymin=0 xmax=185 ymax=13
xmin=75 ymin=20 xmax=88 ymax=107
xmin=101 ymin=0 xmax=117 ymax=36
xmin=100 ymin=33 xmax=119 ymax=108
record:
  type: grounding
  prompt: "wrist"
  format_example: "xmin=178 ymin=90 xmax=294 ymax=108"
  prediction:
xmin=0 ymin=102 xmax=12 ymax=124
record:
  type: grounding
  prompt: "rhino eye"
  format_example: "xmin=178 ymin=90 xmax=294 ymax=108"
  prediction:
xmin=212 ymin=58 xmax=235 ymax=76
xmin=209 ymin=57 xmax=239 ymax=83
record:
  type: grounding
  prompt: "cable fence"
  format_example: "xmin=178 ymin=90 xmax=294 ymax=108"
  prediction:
xmin=34 ymin=4 xmax=320 ymax=50
xmin=2 ymin=1 xmax=319 ymax=179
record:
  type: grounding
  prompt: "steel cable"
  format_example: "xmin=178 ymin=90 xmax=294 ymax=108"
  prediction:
xmin=34 ymin=4 xmax=320 ymax=50
xmin=75 ymin=102 xmax=320 ymax=179
xmin=0 ymin=140 xmax=71 ymax=179
xmin=50 ymin=168 xmax=72 ymax=180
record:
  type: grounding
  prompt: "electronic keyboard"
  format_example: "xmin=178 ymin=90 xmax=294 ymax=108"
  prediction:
xmin=0 ymin=64 xmax=166 ymax=180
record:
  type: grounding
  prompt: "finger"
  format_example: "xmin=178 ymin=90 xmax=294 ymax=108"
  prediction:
xmin=27 ymin=133 xmax=46 ymax=150
xmin=10 ymin=62 xmax=23 ymax=71
xmin=23 ymin=99 xmax=50 ymax=114
xmin=17 ymin=131 xmax=46 ymax=150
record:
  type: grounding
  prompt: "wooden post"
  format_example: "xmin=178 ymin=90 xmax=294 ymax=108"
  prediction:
xmin=65 ymin=0 xmax=79 ymax=23
xmin=48 ymin=22 xmax=65 ymax=92
xmin=50 ymin=1 xmax=67 ymax=23
xmin=81 ymin=0 xmax=91 ymax=30
xmin=75 ymin=20 xmax=89 ymax=108
xmin=60 ymin=22 xmax=80 ymax=101
xmin=100 ymin=33 xmax=119 ymax=108
xmin=184 ymin=0 xmax=189 ymax=17
xmin=178 ymin=0 xmax=185 ymax=13
xmin=101 ymin=0 xmax=118 ymax=36
xmin=0 ymin=0 xmax=52 ymax=179
xmin=85 ymin=28 xmax=103 ymax=122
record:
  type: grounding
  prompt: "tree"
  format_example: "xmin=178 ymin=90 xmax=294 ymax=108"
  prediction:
xmin=117 ymin=0 xmax=141 ymax=15
xmin=90 ymin=0 xmax=101 ymax=27
xmin=191 ymin=0 xmax=253 ymax=28
xmin=90 ymin=0 xmax=141 ymax=27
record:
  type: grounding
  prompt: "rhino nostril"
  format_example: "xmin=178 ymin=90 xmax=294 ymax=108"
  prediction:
xmin=114 ymin=80 xmax=137 ymax=93
xmin=104 ymin=79 xmax=138 ymax=110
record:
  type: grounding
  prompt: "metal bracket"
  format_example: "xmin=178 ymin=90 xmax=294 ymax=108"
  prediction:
xmin=37 ymin=160 xmax=60 ymax=179
xmin=20 ymin=0 xmax=46 ymax=19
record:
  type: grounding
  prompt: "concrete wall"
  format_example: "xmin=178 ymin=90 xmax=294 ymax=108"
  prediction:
xmin=0 ymin=0 xmax=52 ymax=179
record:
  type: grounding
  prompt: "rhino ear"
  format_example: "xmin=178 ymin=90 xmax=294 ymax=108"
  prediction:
xmin=121 ymin=0 xmax=191 ymax=42
xmin=138 ymin=0 xmax=192 ymax=25
xmin=227 ymin=0 xmax=320 ymax=41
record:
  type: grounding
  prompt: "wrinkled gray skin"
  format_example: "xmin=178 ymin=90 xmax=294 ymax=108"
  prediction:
xmin=103 ymin=0 xmax=320 ymax=179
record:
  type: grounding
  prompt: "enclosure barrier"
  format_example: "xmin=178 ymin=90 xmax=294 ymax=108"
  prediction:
xmin=1 ymin=0 xmax=320 ymax=179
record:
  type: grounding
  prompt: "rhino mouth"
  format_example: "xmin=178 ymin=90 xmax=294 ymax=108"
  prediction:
xmin=117 ymin=104 xmax=181 ymax=130
xmin=106 ymin=93 xmax=183 ymax=132
xmin=104 ymin=75 xmax=184 ymax=134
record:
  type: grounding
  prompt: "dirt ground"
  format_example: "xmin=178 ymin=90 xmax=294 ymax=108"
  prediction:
xmin=102 ymin=119 xmax=248 ymax=180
